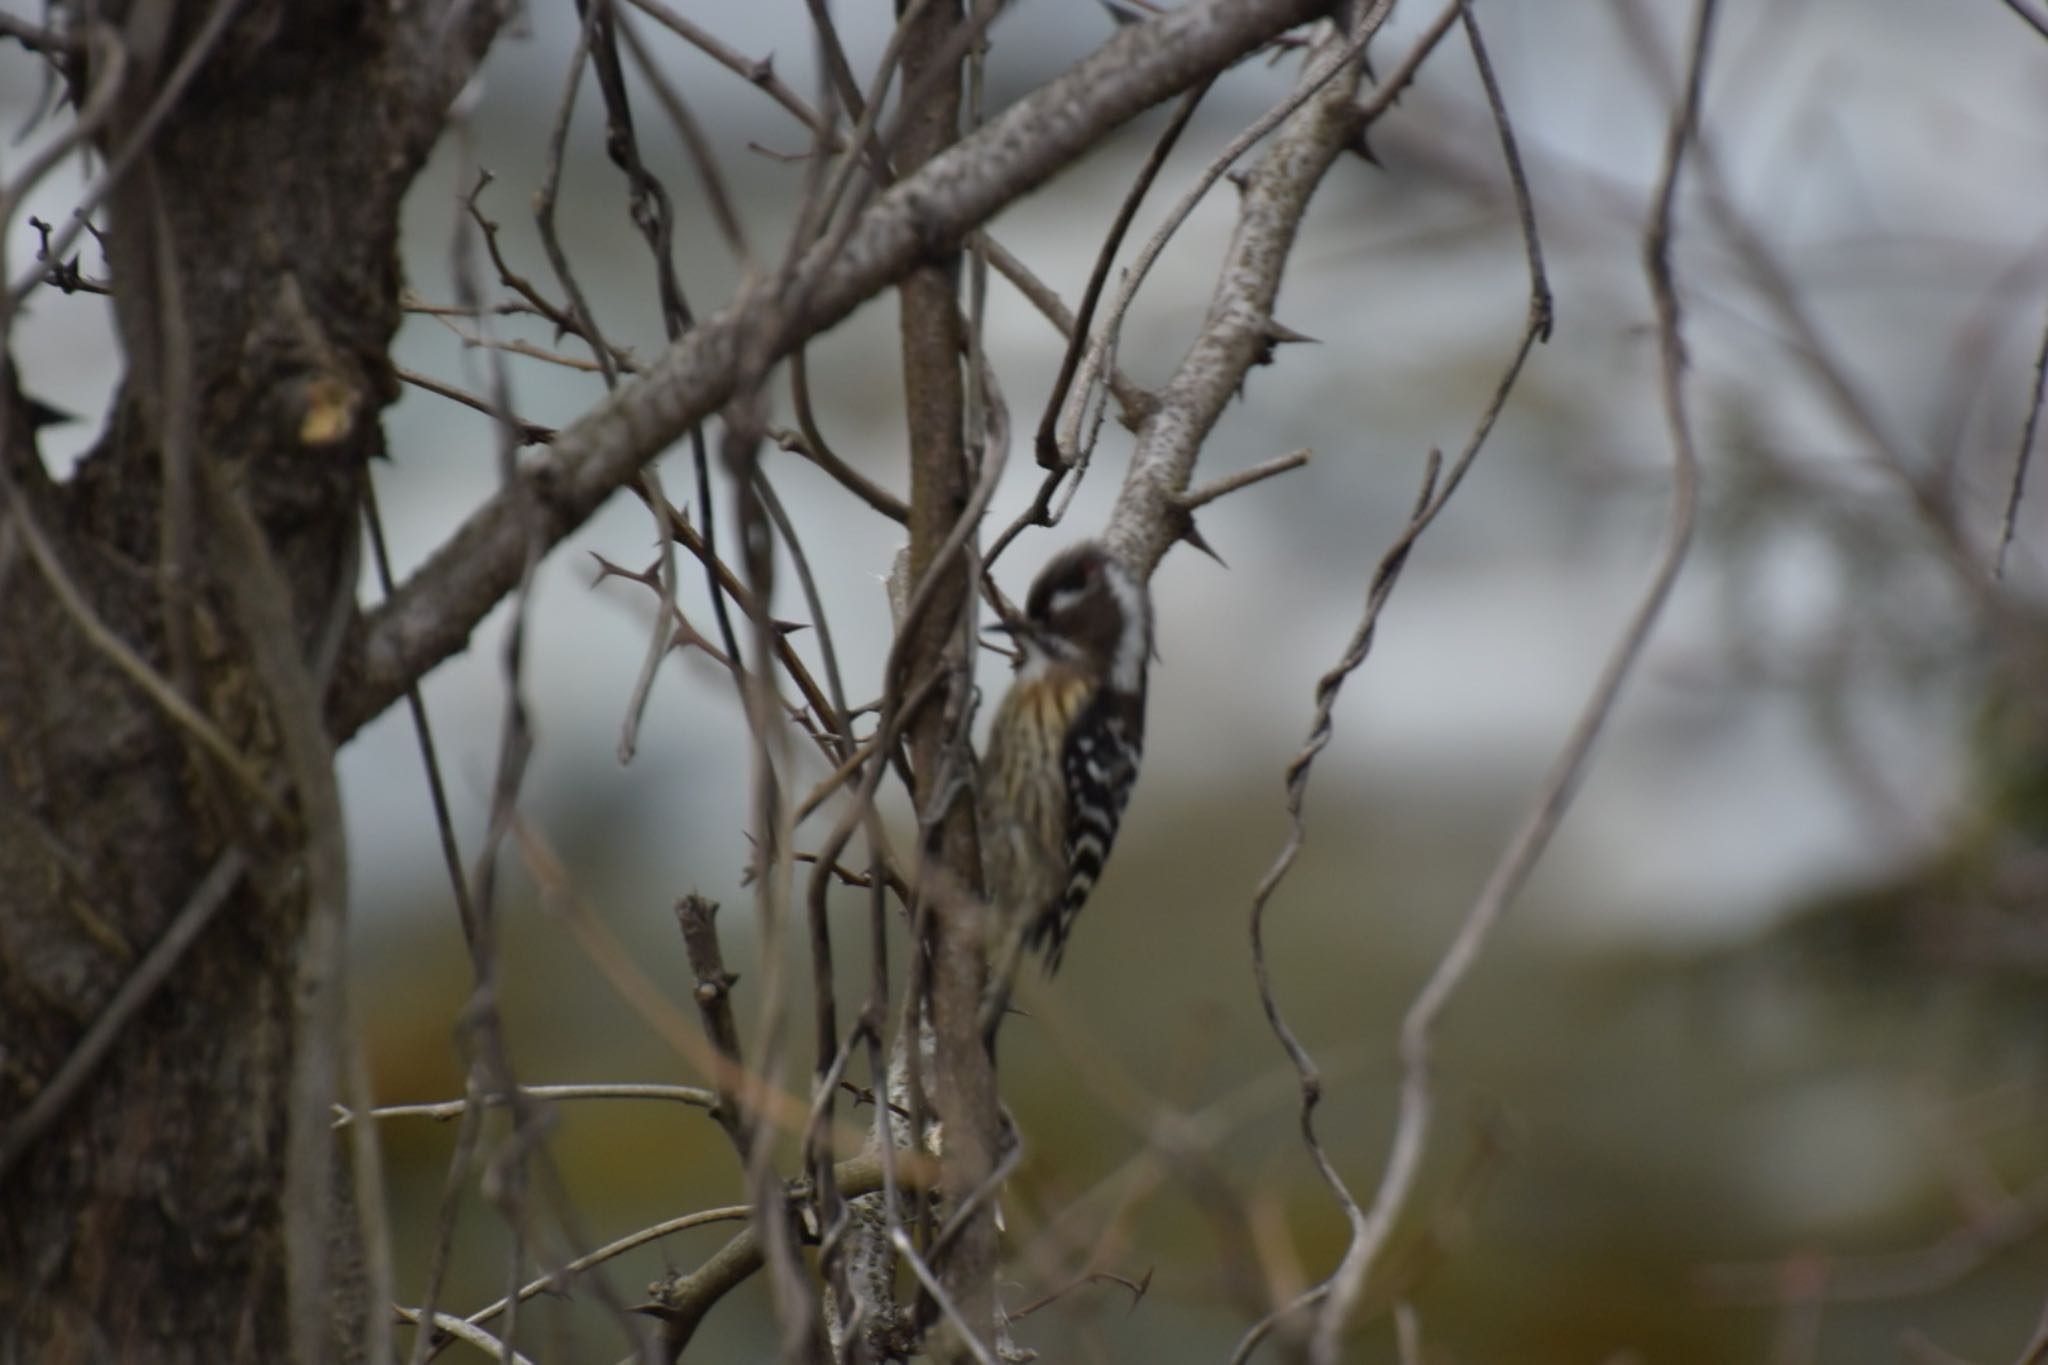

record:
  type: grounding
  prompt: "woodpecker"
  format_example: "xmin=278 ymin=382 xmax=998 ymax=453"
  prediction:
xmin=977 ymin=541 xmax=1151 ymax=1028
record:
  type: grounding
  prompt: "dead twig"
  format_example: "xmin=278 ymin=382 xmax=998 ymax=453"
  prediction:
xmin=1994 ymin=299 xmax=2048 ymax=581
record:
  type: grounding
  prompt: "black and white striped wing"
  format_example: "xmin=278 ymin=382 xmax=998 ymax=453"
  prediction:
xmin=1031 ymin=692 xmax=1145 ymax=971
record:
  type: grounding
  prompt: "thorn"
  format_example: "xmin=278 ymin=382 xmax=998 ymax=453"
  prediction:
xmin=1263 ymin=320 xmax=1319 ymax=346
xmin=748 ymin=53 xmax=775 ymax=84
xmin=589 ymin=551 xmax=634 ymax=586
xmin=1252 ymin=319 xmax=1319 ymax=370
xmin=23 ymin=396 xmax=74 ymax=429
xmin=1183 ymin=524 xmax=1226 ymax=567
xmin=1169 ymin=504 xmax=1226 ymax=567
xmin=1097 ymin=0 xmax=1144 ymax=25
xmin=1345 ymin=125 xmax=1382 ymax=166
xmin=772 ymin=618 xmax=808 ymax=637
xmin=1225 ymin=168 xmax=1252 ymax=194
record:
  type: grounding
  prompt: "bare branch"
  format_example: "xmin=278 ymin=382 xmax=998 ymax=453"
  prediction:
xmin=774 ymin=388 xmax=910 ymax=522
xmin=0 ymin=849 xmax=247 ymax=1181
xmin=1995 ymin=300 xmax=2048 ymax=581
xmin=1099 ymin=9 xmax=1386 ymax=577
xmin=333 ymin=1083 xmax=719 ymax=1127
xmin=395 ymin=366 xmax=555 ymax=445
xmin=676 ymin=894 xmax=753 ymax=1157
xmin=2 ymin=496 xmax=286 ymax=822
xmin=402 ymin=1313 xmax=538 ymax=1365
xmin=340 ymin=0 xmax=1332 ymax=737
xmin=1296 ymin=1 xmax=1715 ymax=1360
xmin=0 ymin=12 xmax=78 ymax=55
xmin=1998 ymin=0 xmax=2048 ymax=42
xmin=1178 ymin=447 xmax=1313 ymax=512
xmin=202 ymin=461 xmax=354 ymax=1365
xmin=645 ymin=1150 xmax=934 ymax=1358
xmin=1235 ymin=445 xmax=1442 ymax=1365
xmin=1029 ymin=78 xmax=1207 ymax=470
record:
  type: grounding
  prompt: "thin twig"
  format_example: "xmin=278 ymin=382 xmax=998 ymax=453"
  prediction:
xmin=1241 ymin=453 xmax=1443 ymax=1365
xmin=1994 ymin=299 xmax=2048 ymax=581
xmin=1178 ymin=448 xmax=1313 ymax=512
xmin=976 ymin=233 xmax=1155 ymax=433
xmin=676 ymin=894 xmax=753 ymax=1158
xmin=1458 ymin=0 xmax=1553 ymax=342
xmin=0 ymin=12 xmax=78 ymax=54
xmin=345 ymin=1030 xmax=399 ymax=1365
xmin=535 ymin=6 xmax=622 ymax=389
xmin=890 ymin=1229 xmax=1000 ymax=1365
xmin=1066 ymin=7 xmax=1392 ymax=487
xmin=1031 ymin=77 xmax=1208 ymax=469
xmin=0 ymin=24 xmax=125 ymax=334
xmin=334 ymin=1084 xmax=719 ymax=1127
xmin=617 ymin=478 xmax=680 ymax=765
xmin=622 ymin=0 xmax=825 ymax=137
xmin=1998 ymin=0 xmax=2048 ymax=42
xmin=4 ymin=0 xmax=249 ymax=317
xmin=403 ymin=1313 xmax=538 ymax=1365
xmin=644 ymin=1150 xmax=933 ymax=1358
xmin=0 ymin=850 xmax=247 ymax=1180
xmin=4 ymin=500 xmax=286 ymax=822
xmin=452 ymin=1205 xmax=752 ymax=1332
xmin=449 ymin=103 xmax=570 ymax=1364
xmin=427 ymin=314 xmax=631 ymax=373
xmin=1357 ymin=0 xmax=1463 ymax=127
xmin=396 ymin=366 xmax=555 ymax=445
xmin=202 ymin=459 xmax=354 ymax=1365
xmin=617 ymin=10 xmax=754 ymax=273
xmin=1393 ymin=1301 xmax=1424 ymax=1365
xmin=776 ymin=369 xmax=910 ymax=521
xmin=346 ymin=0 xmax=1336 ymax=736
xmin=1299 ymin=2 xmax=1714 ymax=1360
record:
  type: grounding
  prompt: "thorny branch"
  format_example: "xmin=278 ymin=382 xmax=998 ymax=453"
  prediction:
xmin=340 ymin=0 xmax=1332 ymax=736
xmin=1099 ymin=5 xmax=1393 ymax=576
xmin=20 ymin=0 xmax=2031 ymax=1362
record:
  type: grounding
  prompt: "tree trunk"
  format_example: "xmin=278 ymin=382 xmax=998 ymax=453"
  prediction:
xmin=893 ymin=1 xmax=1004 ymax=1355
xmin=0 ymin=5 xmax=494 ymax=1361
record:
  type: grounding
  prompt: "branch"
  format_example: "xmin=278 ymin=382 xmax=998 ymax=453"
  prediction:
xmin=0 ymin=849 xmax=247 ymax=1180
xmin=1297 ymin=1 xmax=1714 ymax=1360
xmin=1100 ymin=11 xmax=1383 ymax=579
xmin=1178 ymin=447 xmax=1312 ymax=512
xmin=331 ymin=1083 xmax=717 ymax=1127
xmin=337 ymin=0 xmax=1331 ymax=739
xmin=676 ymin=893 xmax=752 ymax=1156
xmin=643 ymin=1149 xmax=931 ymax=1359
xmin=1995 ymin=298 xmax=2048 ymax=581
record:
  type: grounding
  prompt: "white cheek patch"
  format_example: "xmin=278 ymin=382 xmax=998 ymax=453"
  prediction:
xmin=1046 ymin=586 xmax=1085 ymax=616
xmin=1105 ymin=563 xmax=1149 ymax=694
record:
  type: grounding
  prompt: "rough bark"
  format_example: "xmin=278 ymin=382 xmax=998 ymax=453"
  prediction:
xmin=0 ymin=5 xmax=496 ymax=1362
xmin=891 ymin=1 xmax=1003 ymax=1353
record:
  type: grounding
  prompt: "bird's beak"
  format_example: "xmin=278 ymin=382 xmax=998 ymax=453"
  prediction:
xmin=988 ymin=618 xmax=1039 ymax=660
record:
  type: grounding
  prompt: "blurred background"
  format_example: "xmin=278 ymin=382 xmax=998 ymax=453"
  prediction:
xmin=8 ymin=0 xmax=2048 ymax=1360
